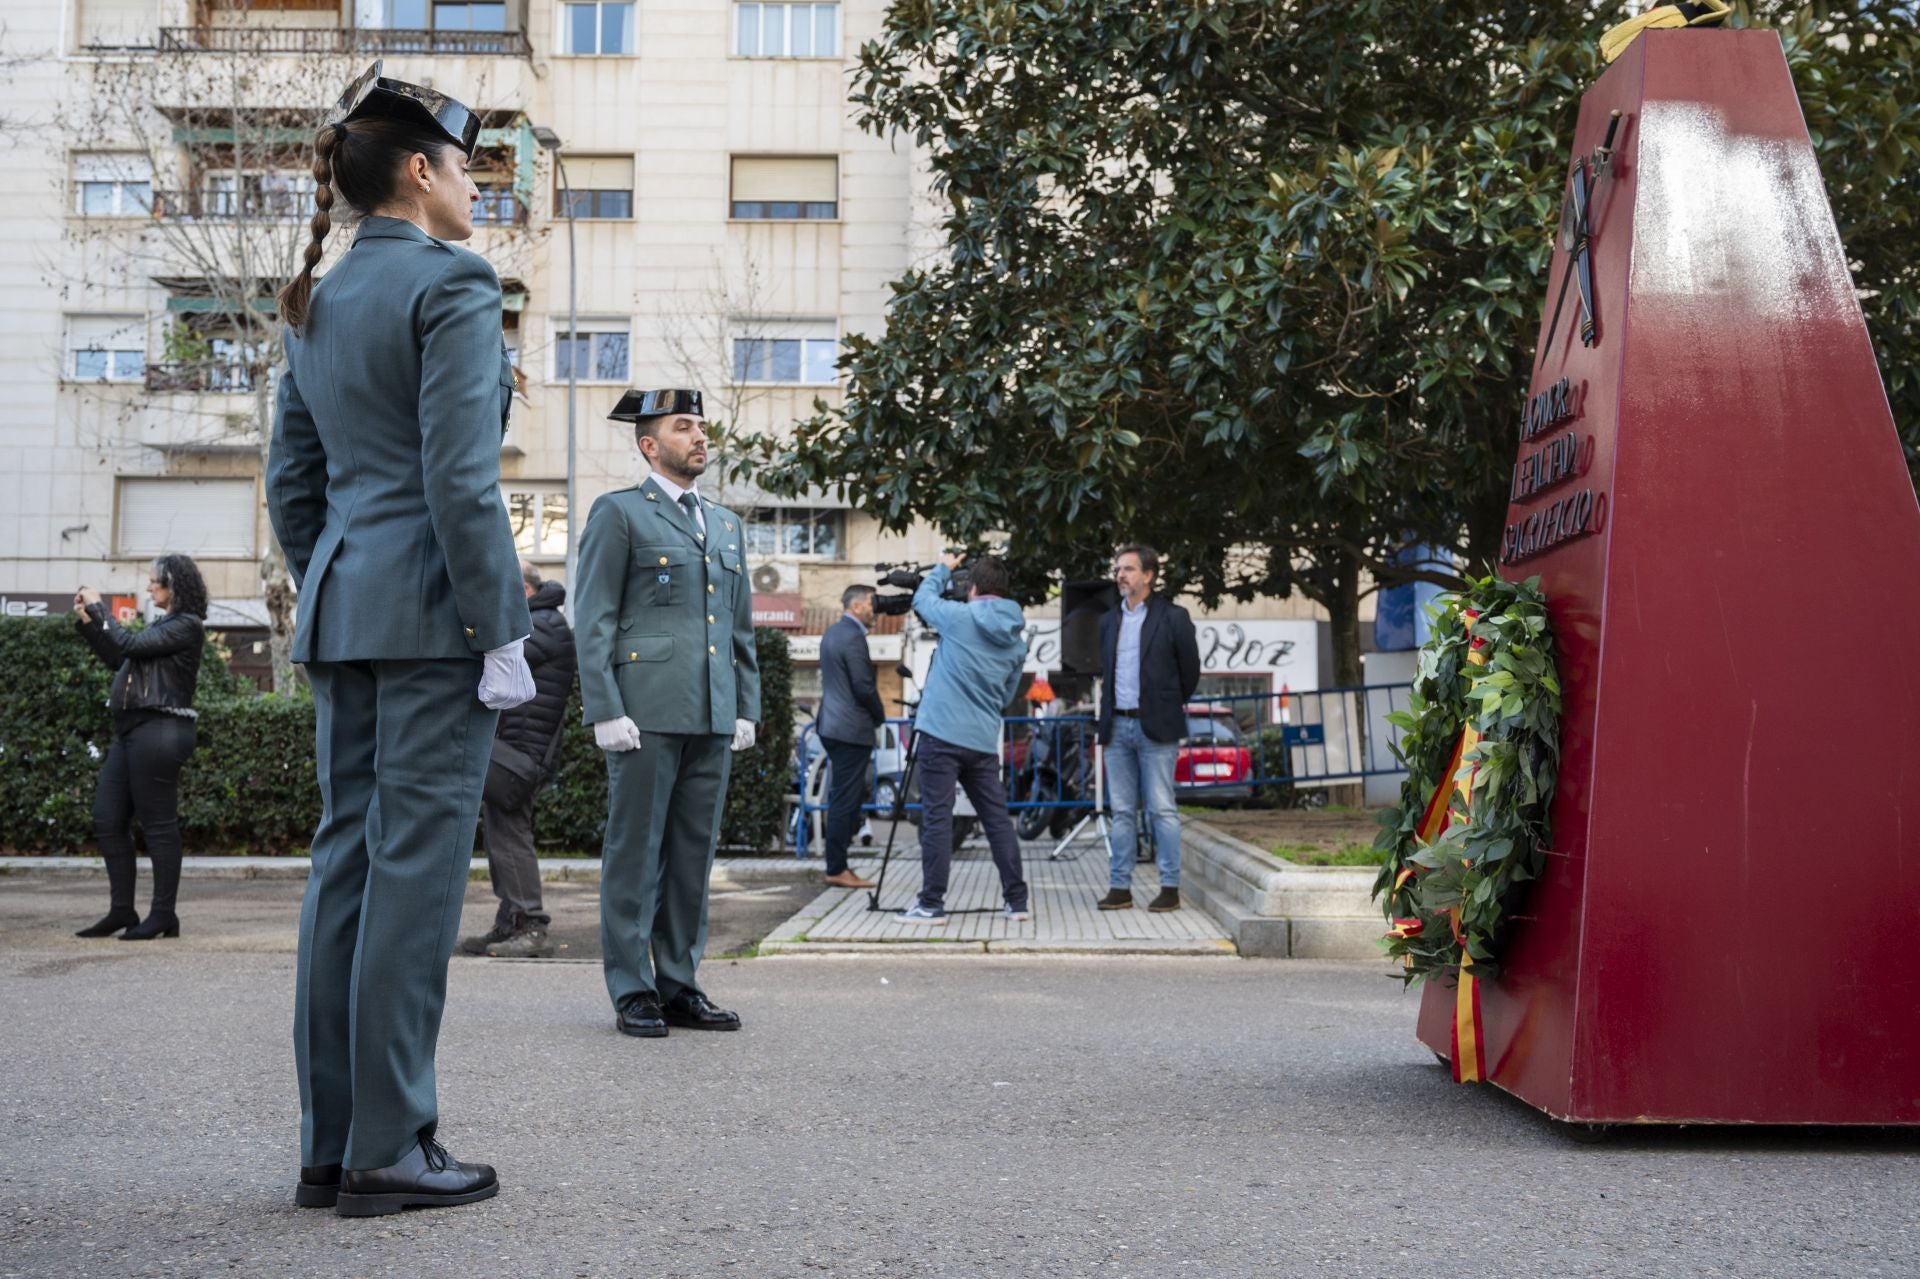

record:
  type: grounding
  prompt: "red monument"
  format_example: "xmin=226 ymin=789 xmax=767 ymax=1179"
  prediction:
xmin=1418 ymin=29 xmax=1920 ymax=1125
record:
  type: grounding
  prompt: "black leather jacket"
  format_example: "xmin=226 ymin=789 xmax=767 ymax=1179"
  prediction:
xmin=77 ymin=602 xmax=204 ymax=714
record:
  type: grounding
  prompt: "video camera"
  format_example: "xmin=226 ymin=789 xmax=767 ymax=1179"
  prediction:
xmin=869 ymin=561 xmax=971 ymax=616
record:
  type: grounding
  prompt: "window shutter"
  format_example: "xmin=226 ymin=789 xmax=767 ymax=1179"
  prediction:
xmin=118 ymin=478 xmax=257 ymax=558
xmin=67 ymin=315 xmax=146 ymax=351
xmin=730 ymin=156 xmax=837 ymax=203
xmin=566 ymin=155 xmax=634 ymax=191
xmin=72 ymin=152 xmax=153 ymax=183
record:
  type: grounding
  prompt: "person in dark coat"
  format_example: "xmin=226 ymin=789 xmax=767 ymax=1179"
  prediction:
xmin=71 ymin=554 xmax=207 ymax=941
xmin=1094 ymin=544 xmax=1200 ymax=912
xmin=816 ymin=584 xmax=885 ymax=889
xmin=461 ymin=560 xmax=577 ymax=958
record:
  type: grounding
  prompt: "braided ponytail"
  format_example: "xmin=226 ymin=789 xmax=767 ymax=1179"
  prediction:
xmin=275 ymin=122 xmax=341 ymax=334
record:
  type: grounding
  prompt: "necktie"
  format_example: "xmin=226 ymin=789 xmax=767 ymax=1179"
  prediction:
xmin=678 ymin=491 xmax=704 ymax=535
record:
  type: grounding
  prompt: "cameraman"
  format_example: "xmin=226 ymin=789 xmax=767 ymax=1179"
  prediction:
xmin=895 ymin=553 xmax=1030 ymax=923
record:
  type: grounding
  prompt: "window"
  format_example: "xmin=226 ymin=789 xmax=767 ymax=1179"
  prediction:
xmin=552 ymin=319 xmax=630 ymax=383
xmin=473 ymin=184 xmax=519 ymax=225
xmin=203 ymin=168 xmax=316 ymax=220
xmin=66 ymin=316 xmax=146 ymax=382
xmin=733 ymin=320 xmax=839 ymax=385
xmin=117 ymin=478 xmax=256 ymax=558
xmin=434 ymin=1 xmax=506 ymax=28
xmin=743 ymin=507 xmax=842 ymax=559
xmin=735 ymin=2 xmax=838 ymax=58
xmin=554 ymin=155 xmax=634 ymax=219
xmin=562 ymin=0 xmax=634 ymax=54
xmin=73 ymin=153 xmax=152 ymax=217
xmin=504 ymin=484 xmax=569 ymax=559
xmin=730 ymin=156 xmax=837 ymax=219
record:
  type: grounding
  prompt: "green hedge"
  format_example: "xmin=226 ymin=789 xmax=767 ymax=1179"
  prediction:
xmin=0 ymin=617 xmax=795 ymax=855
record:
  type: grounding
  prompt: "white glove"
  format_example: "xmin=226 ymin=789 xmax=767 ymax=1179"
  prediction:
xmin=731 ymin=718 xmax=756 ymax=752
xmin=478 ymin=637 xmax=535 ymax=710
xmin=595 ymin=716 xmax=642 ymax=752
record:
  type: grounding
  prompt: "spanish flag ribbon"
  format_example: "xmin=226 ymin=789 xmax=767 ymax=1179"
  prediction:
xmin=1402 ymin=610 xmax=1491 ymax=1083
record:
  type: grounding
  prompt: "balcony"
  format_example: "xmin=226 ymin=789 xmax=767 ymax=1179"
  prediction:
xmin=144 ymin=361 xmax=256 ymax=394
xmin=155 ymin=26 xmax=532 ymax=56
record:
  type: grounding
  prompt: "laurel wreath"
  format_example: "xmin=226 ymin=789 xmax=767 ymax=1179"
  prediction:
xmin=1372 ymin=574 xmax=1562 ymax=985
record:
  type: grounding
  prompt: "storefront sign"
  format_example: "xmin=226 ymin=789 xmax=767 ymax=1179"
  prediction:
xmin=1 ymin=591 xmax=138 ymax=622
xmin=752 ymin=592 xmax=805 ymax=630
xmin=1020 ymin=616 xmax=1317 ymax=683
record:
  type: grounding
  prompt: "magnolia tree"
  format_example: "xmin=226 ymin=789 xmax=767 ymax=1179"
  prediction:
xmin=737 ymin=0 xmax=1918 ymax=684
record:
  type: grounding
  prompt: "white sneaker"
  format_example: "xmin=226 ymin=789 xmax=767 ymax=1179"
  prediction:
xmin=894 ymin=904 xmax=947 ymax=924
xmin=1004 ymin=903 xmax=1032 ymax=922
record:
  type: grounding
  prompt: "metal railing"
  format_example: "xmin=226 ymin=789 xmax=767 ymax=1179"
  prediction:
xmin=156 ymin=26 xmax=533 ymax=56
xmin=143 ymin=361 xmax=254 ymax=393
xmin=785 ymin=682 xmax=1415 ymax=857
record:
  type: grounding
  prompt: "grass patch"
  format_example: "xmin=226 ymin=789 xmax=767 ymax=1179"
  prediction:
xmin=1270 ymin=840 xmax=1388 ymax=867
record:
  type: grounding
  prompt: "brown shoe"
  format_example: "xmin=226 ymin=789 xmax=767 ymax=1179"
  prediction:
xmin=1147 ymin=888 xmax=1180 ymax=912
xmin=1096 ymin=889 xmax=1134 ymax=910
xmin=823 ymin=870 xmax=877 ymax=889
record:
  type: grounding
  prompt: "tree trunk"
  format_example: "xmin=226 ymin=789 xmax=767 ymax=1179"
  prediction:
xmin=1323 ymin=548 xmax=1365 ymax=690
xmin=255 ymin=376 xmax=299 ymax=695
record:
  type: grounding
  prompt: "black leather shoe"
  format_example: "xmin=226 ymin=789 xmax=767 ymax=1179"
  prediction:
xmin=295 ymin=1164 xmax=341 ymax=1208
xmin=663 ymin=990 xmax=741 ymax=1031
xmin=334 ymin=1137 xmax=497 ymax=1217
xmin=120 ymin=910 xmax=180 ymax=940
xmin=76 ymin=909 xmax=140 ymax=938
xmin=615 ymin=992 xmax=668 ymax=1038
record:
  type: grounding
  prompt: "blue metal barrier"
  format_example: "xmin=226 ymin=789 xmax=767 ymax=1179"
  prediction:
xmin=786 ymin=683 xmax=1413 ymax=856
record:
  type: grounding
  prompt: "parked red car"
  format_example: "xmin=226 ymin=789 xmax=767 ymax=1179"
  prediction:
xmin=1175 ymin=704 xmax=1255 ymax=803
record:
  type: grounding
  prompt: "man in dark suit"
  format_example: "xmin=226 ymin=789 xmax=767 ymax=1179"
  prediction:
xmin=817 ymin=584 xmax=885 ymax=889
xmin=1095 ymin=544 xmax=1200 ymax=912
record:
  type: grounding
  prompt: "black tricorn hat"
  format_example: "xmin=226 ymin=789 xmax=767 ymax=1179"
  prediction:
xmin=608 ymin=389 xmax=704 ymax=422
xmin=329 ymin=61 xmax=482 ymax=156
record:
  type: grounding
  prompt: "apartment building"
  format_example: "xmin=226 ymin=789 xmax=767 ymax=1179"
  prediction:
xmin=1 ymin=0 xmax=1330 ymax=709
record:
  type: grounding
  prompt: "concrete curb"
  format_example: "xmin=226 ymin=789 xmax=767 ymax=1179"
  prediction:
xmin=1180 ymin=822 xmax=1385 ymax=959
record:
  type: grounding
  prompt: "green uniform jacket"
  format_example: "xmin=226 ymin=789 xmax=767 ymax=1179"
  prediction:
xmin=574 ymin=477 xmax=761 ymax=735
xmin=268 ymin=216 xmax=528 ymax=662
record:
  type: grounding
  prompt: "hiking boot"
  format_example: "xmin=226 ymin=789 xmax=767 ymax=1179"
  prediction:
xmin=1096 ymin=888 xmax=1134 ymax=911
xmin=486 ymin=924 xmax=555 ymax=959
xmin=1147 ymin=887 xmax=1181 ymax=912
xmin=458 ymin=922 xmax=513 ymax=956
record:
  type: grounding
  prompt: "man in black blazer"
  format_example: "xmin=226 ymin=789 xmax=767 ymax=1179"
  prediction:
xmin=816 ymin=585 xmax=886 ymax=888
xmin=1095 ymin=545 xmax=1201 ymax=911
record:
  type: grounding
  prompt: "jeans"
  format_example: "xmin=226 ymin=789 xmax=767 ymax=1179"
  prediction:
xmin=1104 ymin=715 xmax=1181 ymax=889
xmin=821 ymin=737 xmax=873 ymax=876
xmin=93 ymin=714 xmax=198 ymax=914
xmin=481 ymin=754 xmax=549 ymax=928
xmin=915 ymin=733 xmax=1026 ymax=912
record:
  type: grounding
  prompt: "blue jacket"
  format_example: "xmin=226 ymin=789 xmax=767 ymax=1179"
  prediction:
xmin=269 ymin=216 xmax=528 ymax=662
xmin=911 ymin=563 xmax=1026 ymax=755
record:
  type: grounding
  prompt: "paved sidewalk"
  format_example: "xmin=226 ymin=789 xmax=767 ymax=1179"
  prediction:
xmin=0 ymin=854 xmax=819 ymax=887
xmin=765 ymin=843 xmax=1234 ymax=955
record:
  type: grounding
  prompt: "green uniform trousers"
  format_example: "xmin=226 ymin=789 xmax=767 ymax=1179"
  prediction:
xmin=601 ymin=730 xmax=732 ymax=1009
xmin=295 ymin=659 xmax=496 ymax=1171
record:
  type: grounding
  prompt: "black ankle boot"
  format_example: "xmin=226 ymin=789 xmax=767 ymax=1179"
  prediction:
xmin=120 ymin=910 xmax=180 ymax=940
xmin=76 ymin=908 xmax=140 ymax=938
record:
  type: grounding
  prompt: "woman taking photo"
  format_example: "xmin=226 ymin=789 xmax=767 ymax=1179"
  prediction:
xmin=72 ymin=555 xmax=206 ymax=941
xmin=268 ymin=63 xmax=531 ymax=1218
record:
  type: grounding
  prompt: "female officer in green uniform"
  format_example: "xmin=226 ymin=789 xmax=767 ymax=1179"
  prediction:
xmin=268 ymin=63 xmax=532 ymax=1217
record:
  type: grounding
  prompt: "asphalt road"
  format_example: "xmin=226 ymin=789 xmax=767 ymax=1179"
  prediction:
xmin=2 ymin=881 xmax=1916 ymax=1278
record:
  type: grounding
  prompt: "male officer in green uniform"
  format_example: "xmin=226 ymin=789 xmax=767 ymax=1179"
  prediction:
xmin=573 ymin=388 xmax=760 ymax=1038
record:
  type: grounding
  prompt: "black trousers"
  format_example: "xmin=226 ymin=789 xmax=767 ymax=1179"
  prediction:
xmin=821 ymin=737 xmax=873 ymax=875
xmin=915 ymin=733 xmax=1026 ymax=912
xmin=481 ymin=756 xmax=549 ymax=927
xmin=93 ymin=715 xmax=198 ymax=915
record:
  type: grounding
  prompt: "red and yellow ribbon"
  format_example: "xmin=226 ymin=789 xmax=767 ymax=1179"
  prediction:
xmin=1393 ymin=610 xmax=1491 ymax=1083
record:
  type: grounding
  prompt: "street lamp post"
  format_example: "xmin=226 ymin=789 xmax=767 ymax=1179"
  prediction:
xmin=531 ymin=125 xmax=578 ymax=591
